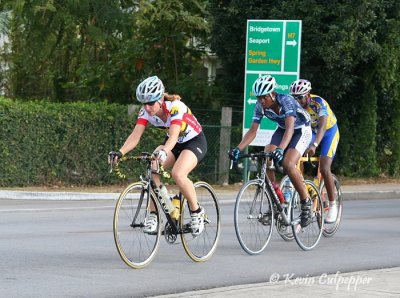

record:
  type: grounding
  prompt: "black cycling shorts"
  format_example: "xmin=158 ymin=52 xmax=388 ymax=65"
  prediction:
xmin=166 ymin=132 xmax=207 ymax=162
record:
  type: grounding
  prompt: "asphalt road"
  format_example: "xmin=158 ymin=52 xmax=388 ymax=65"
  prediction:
xmin=1 ymin=197 xmax=400 ymax=297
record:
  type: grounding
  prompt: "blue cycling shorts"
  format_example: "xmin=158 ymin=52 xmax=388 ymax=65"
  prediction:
xmin=311 ymin=124 xmax=339 ymax=159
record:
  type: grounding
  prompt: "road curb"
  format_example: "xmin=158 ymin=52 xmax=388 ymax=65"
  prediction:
xmin=0 ymin=190 xmax=120 ymax=200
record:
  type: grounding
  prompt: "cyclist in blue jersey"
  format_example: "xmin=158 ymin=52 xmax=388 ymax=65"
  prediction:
xmin=290 ymin=79 xmax=340 ymax=223
xmin=229 ymin=75 xmax=313 ymax=227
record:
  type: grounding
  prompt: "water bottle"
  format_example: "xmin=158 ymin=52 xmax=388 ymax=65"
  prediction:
xmin=159 ymin=185 xmax=174 ymax=213
xmin=272 ymin=182 xmax=285 ymax=204
xmin=170 ymin=195 xmax=181 ymax=220
xmin=282 ymin=179 xmax=293 ymax=203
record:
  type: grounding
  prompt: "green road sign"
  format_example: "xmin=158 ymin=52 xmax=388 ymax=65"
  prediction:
xmin=243 ymin=20 xmax=302 ymax=146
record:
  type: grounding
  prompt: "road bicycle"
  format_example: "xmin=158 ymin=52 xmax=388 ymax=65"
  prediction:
xmin=232 ymin=151 xmax=324 ymax=254
xmin=112 ymin=152 xmax=220 ymax=269
xmin=280 ymin=155 xmax=343 ymax=237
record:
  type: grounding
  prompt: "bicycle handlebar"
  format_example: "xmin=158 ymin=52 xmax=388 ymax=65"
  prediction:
xmin=237 ymin=152 xmax=273 ymax=160
xmin=111 ymin=152 xmax=170 ymax=180
xmin=229 ymin=151 xmax=283 ymax=173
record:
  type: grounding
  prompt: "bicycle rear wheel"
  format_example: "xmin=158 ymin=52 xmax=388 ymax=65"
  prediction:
xmin=320 ymin=174 xmax=343 ymax=237
xmin=234 ymin=180 xmax=273 ymax=255
xmin=113 ymin=182 xmax=161 ymax=269
xmin=292 ymin=180 xmax=324 ymax=251
xmin=181 ymin=181 xmax=220 ymax=262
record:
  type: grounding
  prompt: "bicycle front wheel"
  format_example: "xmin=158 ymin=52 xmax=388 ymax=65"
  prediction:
xmin=320 ymin=174 xmax=343 ymax=237
xmin=234 ymin=180 xmax=273 ymax=255
xmin=292 ymin=180 xmax=324 ymax=251
xmin=181 ymin=181 xmax=220 ymax=262
xmin=113 ymin=182 xmax=161 ymax=269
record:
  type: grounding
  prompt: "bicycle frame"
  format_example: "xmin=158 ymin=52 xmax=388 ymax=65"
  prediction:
xmin=123 ymin=153 xmax=183 ymax=235
xmin=298 ymin=155 xmax=322 ymax=186
xmin=241 ymin=153 xmax=295 ymax=227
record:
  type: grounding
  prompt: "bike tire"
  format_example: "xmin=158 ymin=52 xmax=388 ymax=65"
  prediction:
xmin=292 ymin=180 xmax=324 ymax=251
xmin=113 ymin=181 xmax=161 ymax=269
xmin=320 ymin=174 xmax=343 ymax=237
xmin=234 ymin=180 xmax=274 ymax=255
xmin=181 ymin=181 xmax=220 ymax=262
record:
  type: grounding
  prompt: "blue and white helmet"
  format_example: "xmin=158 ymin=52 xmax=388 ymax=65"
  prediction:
xmin=252 ymin=75 xmax=276 ymax=96
xmin=136 ymin=76 xmax=165 ymax=103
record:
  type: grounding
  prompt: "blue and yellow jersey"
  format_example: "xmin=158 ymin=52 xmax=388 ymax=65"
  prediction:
xmin=306 ymin=94 xmax=337 ymax=132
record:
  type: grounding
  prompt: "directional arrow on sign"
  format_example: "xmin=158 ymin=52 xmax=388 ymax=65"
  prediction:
xmin=286 ymin=40 xmax=297 ymax=47
xmin=247 ymin=98 xmax=257 ymax=105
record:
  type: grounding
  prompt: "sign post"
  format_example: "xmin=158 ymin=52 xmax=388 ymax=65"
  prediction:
xmin=243 ymin=20 xmax=302 ymax=146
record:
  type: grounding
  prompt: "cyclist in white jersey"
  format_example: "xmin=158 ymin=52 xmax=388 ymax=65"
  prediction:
xmin=108 ymin=76 xmax=207 ymax=236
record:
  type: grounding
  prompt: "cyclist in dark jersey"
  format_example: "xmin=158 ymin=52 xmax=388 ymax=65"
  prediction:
xmin=229 ymin=75 xmax=313 ymax=227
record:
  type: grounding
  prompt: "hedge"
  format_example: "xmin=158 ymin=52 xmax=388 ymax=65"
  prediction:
xmin=0 ymin=97 xmax=164 ymax=186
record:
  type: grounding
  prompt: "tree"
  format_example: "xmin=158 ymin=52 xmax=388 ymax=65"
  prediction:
xmin=1 ymin=0 xmax=211 ymax=105
xmin=208 ymin=0 xmax=400 ymax=177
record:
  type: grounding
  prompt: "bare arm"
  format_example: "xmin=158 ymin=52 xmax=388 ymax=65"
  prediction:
xmin=314 ymin=115 xmax=327 ymax=145
xmin=279 ymin=116 xmax=295 ymax=150
xmin=307 ymin=115 xmax=327 ymax=156
xmin=236 ymin=122 xmax=260 ymax=151
xmin=119 ymin=124 xmax=146 ymax=155
xmin=161 ymin=124 xmax=181 ymax=154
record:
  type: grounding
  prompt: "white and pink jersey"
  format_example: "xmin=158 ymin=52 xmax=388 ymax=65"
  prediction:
xmin=136 ymin=100 xmax=202 ymax=143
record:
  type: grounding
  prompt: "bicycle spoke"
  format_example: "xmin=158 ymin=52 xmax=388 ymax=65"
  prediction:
xmin=234 ymin=180 xmax=273 ymax=255
xmin=181 ymin=182 xmax=220 ymax=262
xmin=321 ymin=175 xmax=343 ymax=237
xmin=292 ymin=180 xmax=323 ymax=251
xmin=113 ymin=182 xmax=161 ymax=269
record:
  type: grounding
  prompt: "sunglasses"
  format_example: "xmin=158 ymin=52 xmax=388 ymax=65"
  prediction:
xmin=144 ymin=101 xmax=157 ymax=106
xmin=257 ymin=94 xmax=271 ymax=101
xmin=294 ymin=94 xmax=307 ymax=100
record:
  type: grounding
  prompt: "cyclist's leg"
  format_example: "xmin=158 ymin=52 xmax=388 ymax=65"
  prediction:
xmin=319 ymin=126 xmax=340 ymax=222
xmin=171 ymin=150 xmax=198 ymax=210
xmin=283 ymin=126 xmax=312 ymax=201
xmin=283 ymin=149 xmax=307 ymax=198
xmin=171 ymin=133 xmax=207 ymax=236
xmin=266 ymin=127 xmax=284 ymax=182
xmin=284 ymin=126 xmax=313 ymax=227
xmin=265 ymin=144 xmax=277 ymax=182
xmin=320 ymin=156 xmax=335 ymax=201
xmin=144 ymin=145 xmax=176 ymax=232
xmin=171 ymin=133 xmax=207 ymax=210
xmin=319 ymin=125 xmax=340 ymax=203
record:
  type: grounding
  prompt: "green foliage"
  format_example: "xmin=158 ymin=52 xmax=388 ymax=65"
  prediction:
xmin=208 ymin=0 xmax=400 ymax=177
xmin=1 ymin=0 xmax=400 ymax=180
xmin=0 ymin=0 xmax=211 ymax=106
xmin=0 ymin=97 xmax=164 ymax=186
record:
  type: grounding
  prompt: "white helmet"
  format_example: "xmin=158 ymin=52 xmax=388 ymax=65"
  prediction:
xmin=252 ymin=75 xmax=276 ymax=96
xmin=290 ymin=79 xmax=312 ymax=95
xmin=136 ymin=76 xmax=165 ymax=103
